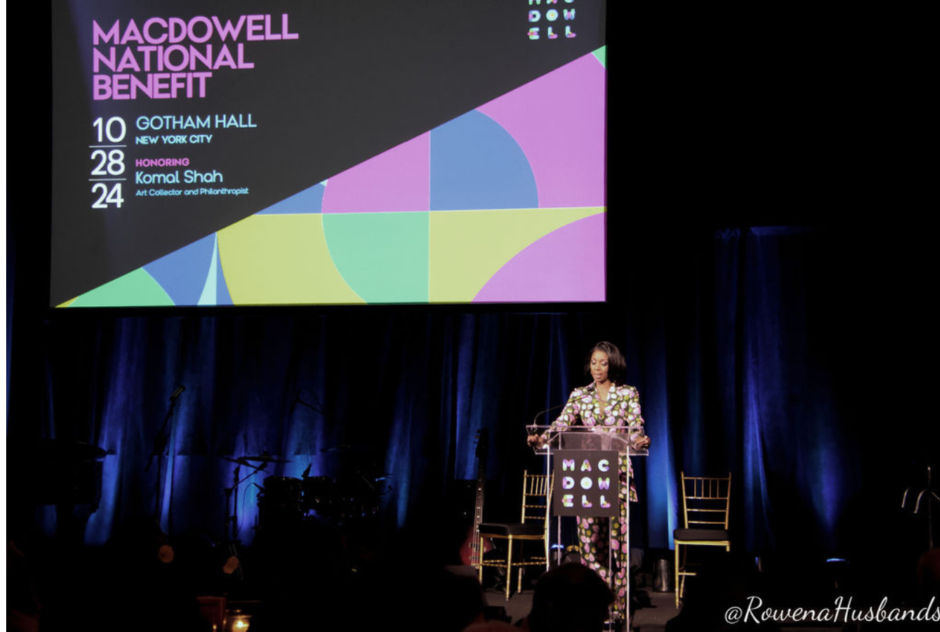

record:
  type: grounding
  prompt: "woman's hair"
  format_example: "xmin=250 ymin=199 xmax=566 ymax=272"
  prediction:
xmin=584 ymin=341 xmax=627 ymax=383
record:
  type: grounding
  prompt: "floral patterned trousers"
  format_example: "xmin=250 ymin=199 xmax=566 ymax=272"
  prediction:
xmin=578 ymin=455 xmax=632 ymax=616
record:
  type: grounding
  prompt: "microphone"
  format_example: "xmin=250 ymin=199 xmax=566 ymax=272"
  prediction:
xmin=529 ymin=403 xmax=569 ymax=450
xmin=170 ymin=385 xmax=186 ymax=401
xmin=532 ymin=402 xmax=567 ymax=426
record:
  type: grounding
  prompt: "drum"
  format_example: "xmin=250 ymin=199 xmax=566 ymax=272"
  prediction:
xmin=261 ymin=476 xmax=303 ymax=514
xmin=333 ymin=475 xmax=381 ymax=519
xmin=301 ymin=476 xmax=337 ymax=514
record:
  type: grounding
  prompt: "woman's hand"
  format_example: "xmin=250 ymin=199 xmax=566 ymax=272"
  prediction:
xmin=633 ymin=435 xmax=651 ymax=450
xmin=527 ymin=434 xmax=547 ymax=449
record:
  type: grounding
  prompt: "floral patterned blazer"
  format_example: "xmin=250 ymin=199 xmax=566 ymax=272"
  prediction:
xmin=550 ymin=382 xmax=649 ymax=501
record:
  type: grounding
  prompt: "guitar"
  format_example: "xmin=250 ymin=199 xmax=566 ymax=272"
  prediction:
xmin=459 ymin=429 xmax=494 ymax=567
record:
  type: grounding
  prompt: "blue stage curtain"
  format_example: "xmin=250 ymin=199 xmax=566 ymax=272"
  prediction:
xmin=8 ymin=226 xmax=932 ymax=566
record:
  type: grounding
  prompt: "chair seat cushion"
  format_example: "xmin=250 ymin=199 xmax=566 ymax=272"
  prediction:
xmin=673 ymin=528 xmax=729 ymax=542
xmin=479 ymin=522 xmax=544 ymax=537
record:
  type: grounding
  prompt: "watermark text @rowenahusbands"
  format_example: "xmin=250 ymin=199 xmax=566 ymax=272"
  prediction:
xmin=724 ymin=596 xmax=939 ymax=625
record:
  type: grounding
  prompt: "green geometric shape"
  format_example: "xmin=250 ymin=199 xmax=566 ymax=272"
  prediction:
xmin=69 ymin=268 xmax=175 ymax=307
xmin=197 ymin=235 xmax=219 ymax=306
xmin=323 ymin=212 xmax=429 ymax=303
xmin=593 ymin=46 xmax=606 ymax=68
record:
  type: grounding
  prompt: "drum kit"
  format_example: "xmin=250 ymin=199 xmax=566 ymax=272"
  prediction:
xmin=221 ymin=446 xmax=391 ymax=541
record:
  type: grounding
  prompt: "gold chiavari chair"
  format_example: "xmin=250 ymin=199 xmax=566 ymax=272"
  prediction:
xmin=673 ymin=472 xmax=732 ymax=607
xmin=478 ymin=471 xmax=552 ymax=600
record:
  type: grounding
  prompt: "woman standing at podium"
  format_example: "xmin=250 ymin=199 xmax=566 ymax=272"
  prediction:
xmin=528 ymin=341 xmax=650 ymax=618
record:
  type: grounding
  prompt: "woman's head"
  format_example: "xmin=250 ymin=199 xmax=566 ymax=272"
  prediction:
xmin=584 ymin=341 xmax=626 ymax=384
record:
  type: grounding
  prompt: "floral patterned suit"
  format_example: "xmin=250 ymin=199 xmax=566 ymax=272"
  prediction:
xmin=550 ymin=382 xmax=648 ymax=616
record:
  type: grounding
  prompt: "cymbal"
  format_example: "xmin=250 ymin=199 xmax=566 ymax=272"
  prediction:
xmin=320 ymin=444 xmax=378 ymax=454
xmin=19 ymin=438 xmax=109 ymax=462
xmin=222 ymin=453 xmax=291 ymax=464
xmin=220 ymin=456 xmax=245 ymax=465
xmin=241 ymin=453 xmax=291 ymax=463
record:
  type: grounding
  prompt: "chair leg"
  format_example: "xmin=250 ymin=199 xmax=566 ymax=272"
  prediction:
xmin=505 ymin=537 xmax=513 ymax=600
xmin=678 ymin=545 xmax=690 ymax=605
xmin=674 ymin=544 xmax=680 ymax=608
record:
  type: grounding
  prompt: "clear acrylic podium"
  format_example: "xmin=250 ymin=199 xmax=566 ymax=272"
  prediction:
xmin=527 ymin=425 xmax=649 ymax=630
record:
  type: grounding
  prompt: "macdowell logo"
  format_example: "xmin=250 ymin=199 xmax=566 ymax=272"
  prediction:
xmin=527 ymin=0 xmax=577 ymax=41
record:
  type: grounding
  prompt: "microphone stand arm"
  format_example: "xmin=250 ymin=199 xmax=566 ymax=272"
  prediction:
xmin=149 ymin=396 xmax=180 ymax=516
xmin=223 ymin=461 xmax=268 ymax=543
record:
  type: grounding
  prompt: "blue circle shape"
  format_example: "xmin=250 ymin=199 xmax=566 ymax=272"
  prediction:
xmin=430 ymin=110 xmax=538 ymax=211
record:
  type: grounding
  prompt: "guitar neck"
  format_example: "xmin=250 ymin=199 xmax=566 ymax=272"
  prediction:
xmin=469 ymin=431 xmax=488 ymax=566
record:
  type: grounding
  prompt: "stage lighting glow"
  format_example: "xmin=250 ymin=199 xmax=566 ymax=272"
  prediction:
xmin=228 ymin=612 xmax=251 ymax=631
